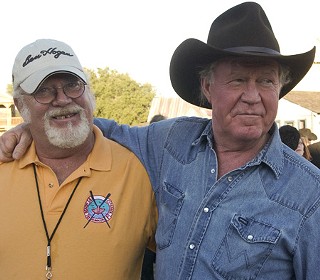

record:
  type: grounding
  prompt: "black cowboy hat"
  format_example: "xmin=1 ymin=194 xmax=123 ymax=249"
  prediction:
xmin=169 ymin=2 xmax=316 ymax=109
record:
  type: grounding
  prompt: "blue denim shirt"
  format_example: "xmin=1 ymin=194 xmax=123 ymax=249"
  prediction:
xmin=95 ymin=117 xmax=320 ymax=280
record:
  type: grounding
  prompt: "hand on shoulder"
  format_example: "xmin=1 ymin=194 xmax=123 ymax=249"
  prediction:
xmin=0 ymin=123 xmax=32 ymax=162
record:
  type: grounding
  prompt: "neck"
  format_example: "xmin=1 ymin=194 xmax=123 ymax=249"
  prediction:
xmin=35 ymin=132 xmax=95 ymax=184
xmin=214 ymin=133 xmax=270 ymax=178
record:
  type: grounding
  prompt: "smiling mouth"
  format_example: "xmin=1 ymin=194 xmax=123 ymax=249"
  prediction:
xmin=53 ymin=113 xmax=77 ymax=120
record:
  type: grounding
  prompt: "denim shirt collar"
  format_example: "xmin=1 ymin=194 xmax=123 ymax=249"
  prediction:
xmin=193 ymin=121 xmax=283 ymax=179
xmin=192 ymin=120 xmax=214 ymax=148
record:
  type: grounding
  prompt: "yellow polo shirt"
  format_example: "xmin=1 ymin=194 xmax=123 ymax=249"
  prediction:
xmin=0 ymin=126 xmax=157 ymax=279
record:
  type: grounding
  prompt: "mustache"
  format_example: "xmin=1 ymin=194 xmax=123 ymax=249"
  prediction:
xmin=45 ymin=105 xmax=83 ymax=118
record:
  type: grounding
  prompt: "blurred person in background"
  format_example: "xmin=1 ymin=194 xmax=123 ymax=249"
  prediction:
xmin=299 ymin=128 xmax=317 ymax=145
xmin=149 ymin=114 xmax=166 ymax=124
xmin=279 ymin=125 xmax=312 ymax=160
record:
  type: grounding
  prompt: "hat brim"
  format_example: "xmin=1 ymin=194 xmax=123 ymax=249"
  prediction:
xmin=170 ymin=39 xmax=316 ymax=109
xmin=20 ymin=65 xmax=88 ymax=94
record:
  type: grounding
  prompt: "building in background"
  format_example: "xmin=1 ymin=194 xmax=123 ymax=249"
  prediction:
xmin=277 ymin=91 xmax=320 ymax=140
xmin=0 ymin=92 xmax=22 ymax=133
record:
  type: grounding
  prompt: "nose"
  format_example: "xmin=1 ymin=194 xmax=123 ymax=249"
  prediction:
xmin=51 ymin=87 xmax=72 ymax=106
xmin=241 ymin=81 xmax=261 ymax=104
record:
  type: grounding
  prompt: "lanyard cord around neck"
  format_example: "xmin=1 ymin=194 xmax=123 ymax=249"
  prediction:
xmin=32 ymin=163 xmax=83 ymax=279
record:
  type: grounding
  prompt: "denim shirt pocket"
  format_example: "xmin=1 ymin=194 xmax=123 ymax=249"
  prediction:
xmin=212 ymin=214 xmax=281 ymax=280
xmin=156 ymin=182 xmax=185 ymax=249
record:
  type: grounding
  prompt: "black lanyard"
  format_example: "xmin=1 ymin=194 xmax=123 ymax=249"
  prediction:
xmin=32 ymin=163 xmax=82 ymax=279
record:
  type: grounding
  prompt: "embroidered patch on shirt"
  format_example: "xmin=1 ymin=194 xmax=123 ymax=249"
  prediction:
xmin=83 ymin=193 xmax=114 ymax=228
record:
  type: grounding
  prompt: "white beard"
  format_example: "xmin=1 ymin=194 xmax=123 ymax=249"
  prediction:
xmin=44 ymin=105 xmax=91 ymax=149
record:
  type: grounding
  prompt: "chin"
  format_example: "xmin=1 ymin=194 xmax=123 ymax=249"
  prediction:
xmin=233 ymin=127 xmax=265 ymax=140
xmin=45 ymin=120 xmax=91 ymax=149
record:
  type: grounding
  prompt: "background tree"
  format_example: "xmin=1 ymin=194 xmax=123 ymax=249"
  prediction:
xmin=86 ymin=67 xmax=155 ymax=125
xmin=6 ymin=84 xmax=13 ymax=95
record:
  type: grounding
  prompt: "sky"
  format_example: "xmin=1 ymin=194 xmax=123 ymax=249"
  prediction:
xmin=1 ymin=0 xmax=319 ymax=97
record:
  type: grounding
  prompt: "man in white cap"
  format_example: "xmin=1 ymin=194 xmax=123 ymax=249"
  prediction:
xmin=1 ymin=2 xmax=320 ymax=279
xmin=0 ymin=39 xmax=157 ymax=279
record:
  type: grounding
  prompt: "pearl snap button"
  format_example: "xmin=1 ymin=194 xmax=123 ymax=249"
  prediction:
xmin=210 ymin=168 xmax=215 ymax=173
xmin=203 ymin=207 xmax=209 ymax=213
xmin=189 ymin=244 xmax=195 ymax=250
xmin=227 ymin=176 xmax=233 ymax=182
xmin=247 ymin=235 xmax=254 ymax=240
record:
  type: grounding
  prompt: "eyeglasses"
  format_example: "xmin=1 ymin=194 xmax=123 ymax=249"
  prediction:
xmin=32 ymin=80 xmax=86 ymax=104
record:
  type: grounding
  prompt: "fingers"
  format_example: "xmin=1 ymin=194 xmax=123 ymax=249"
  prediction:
xmin=12 ymin=129 xmax=32 ymax=160
xmin=0 ymin=132 xmax=18 ymax=162
xmin=0 ymin=123 xmax=32 ymax=162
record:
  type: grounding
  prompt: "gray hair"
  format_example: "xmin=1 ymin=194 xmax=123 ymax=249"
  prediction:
xmin=13 ymin=86 xmax=25 ymax=99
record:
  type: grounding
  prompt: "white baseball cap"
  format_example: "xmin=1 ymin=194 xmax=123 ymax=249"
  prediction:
xmin=12 ymin=39 xmax=88 ymax=94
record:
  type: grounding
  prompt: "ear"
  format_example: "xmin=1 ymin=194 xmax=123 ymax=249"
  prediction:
xmin=200 ymin=78 xmax=211 ymax=103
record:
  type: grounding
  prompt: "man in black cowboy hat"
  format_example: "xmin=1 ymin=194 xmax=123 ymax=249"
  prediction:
xmin=1 ymin=2 xmax=320 ymax=279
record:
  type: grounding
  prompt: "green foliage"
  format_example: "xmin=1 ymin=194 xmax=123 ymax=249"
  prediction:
xmin=86 ymin=68 xmax=155 ymax=125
